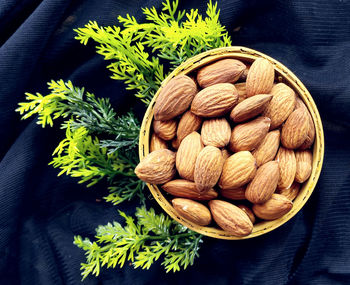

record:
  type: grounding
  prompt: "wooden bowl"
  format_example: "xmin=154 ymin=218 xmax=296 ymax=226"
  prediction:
xmin=138 ymin=46 xmax=324 ymax=240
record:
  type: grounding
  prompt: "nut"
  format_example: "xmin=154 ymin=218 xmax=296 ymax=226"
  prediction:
xmin=172 ymin=198 xmax=212 ymax=226
xmin=209 ymin=200 xmax=253 ymax=236
xmin=191 ymin=83 xmax=238 ymax=117
xmin=235 ymin=82 xmax=247 ymax=103
xmin=154 ymin=75 xmax=197 ymax=120
xmin=277 ymin=182 xmax=300 ymax=201
xmin=150 ymin=133 xmax=168 ymax=152
xmin=135 ymin=149 xmax=176 ymax=184
xmin=252 ymin=130 xmax=280 ymax=166
xmin=220 ymin=187 xmax=246 ymax=200
xmin=162 ymin=179 xmax=218 ymax=200
xmin=276 ymin=147 xmax=296 ymax=189
xmin=252 ymin=193 xmax=293 ymax=220
xmin=153 ymin=119 xmax=177 ymax=141
xmin=295 ymin=150 xmax=312 ymax=183
xmin=197 ymin=59 xmax=246 ymax=88
xmin=177 ymin=110 xmax=202 ymax=143
xmin=246 ymin=58 xmax=274 ymax=97
xmin=201 ymin=118 xmax=231 ymax=147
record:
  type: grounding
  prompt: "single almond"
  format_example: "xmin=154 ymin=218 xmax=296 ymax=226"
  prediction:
xmin=230 ymin=94 xmax=272 ymax=123
xmin=191 ymin=83 xmax=238 ymax=117
xmin=277 ymin=182 xmax=300 ymax=201
xmin=262 ymin=83 xmax=296 ymax=130
xmin=220 ymin=187 xmax=246 ymax=200
xmin=209 ymin=200 xmax=253 ymax=236
xmin=252 ymin=194 xmax=293 ymax=220
xmin=197 ymin=59 xmax=246 ymax=88
xmin=154 ymin=75 xmax=197 ymax=120
xmin=153 ymin=119 xmax=177 ymax=141
xmin=237 ymin=204 xmax=256 ymax=224
xmin=245 ymin=161 xmax=280 ymax=204
xmin=295 ymin=99 xmax=315 ymax=150
xmin=172 ymin=198 xmax=212 ymax=226
xmin=219 ymin=151 xmax=257 ymax=189
xmin=229 ymin=116 xmax=271 ymax=152
xmin=176 ymin=110 xmax=202 ymax=143
xmin=252 ymin=129 xmax=280 ymax=166
xmin=162 ymin=179 xmax=218 ymax=200
xmin=276 ymin=147 xmax=296 ymax=189
xmin=176 ymin=132 xmax=203 ymax=181
xmin=135 ymin=149 xmax=176 ymax=184
xmin=235 ymin=82 xmax=247 ymax=103
xmin=281 ymin=108 xmax=309 ymax=149
xmin=194 ymin=146 xmax=224 ymax=192
xmin=150 ymin=133 xmax=168 ymax=152
xmin=246 ymin=58 xmax=275 ymax=97
xmin=295 ymin=150 xmax=312 ymax=183
xmin=201 ymin=118 xmax=231 ymax=147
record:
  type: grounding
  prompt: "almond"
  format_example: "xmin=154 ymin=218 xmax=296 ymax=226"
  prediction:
xmin=252 ymin=130 xmax=280 ymax=166
xmin=191 ymin=83 xmax=238 ymax=117
xmin=197 ymin=59 xmax=246 ymax=88
xmin=176 ymin=110 xmax=202 ymax=143
xmin=230 ymin=94 xmax=272 ymax=123
xmin=162 ymin=179 xmax=218 ymax=200
xmin=295 ymin=150 xmax=312 ymax=183
xmin=221 ymin=149 xmax=231 ymax=162
xmin=201 ymin=118 xmax=231 ymax=147
xmin=252 ymin=194 xmax=293 ymax=220
xmin=229 ymin=116 xmax=271 ymax=152
xmin=237 ymin=204 xmax=256 ymax=224
xmin=194 ymin=146 xmax=224 ymax=192
xmin=219 ymin=151 xmax=257 ymax=189
xmin=172 ymin=198 xmax=212 ymax=226
xmin=220 ymin=187 xmax=246 ymax=200
xmin=235 ymin=82 xmax=247 ymax=103
xmin=153 ymin=119 xmax=177 ymax=141
xmin=154 ymin=75 xmax=197 ymax=120
xmin=246 ymin=58 xmax=275 ymax=97
xmin=150 ymin=133 xmax=168 ymax=152
xmin=176 ymin=132 xmax=203 ymax=181
xmin=245 ymin=161 xmax=280 ymax=204
xmin=135 ymin=149 xmax=176 ymax=184
xmin=262 ymin=83 xmax=296 ymax=130
xmin=281 ymin=108 xmax=309 ymax=149
xmin=295 ymin=100 xmax=315 ymax=149
xmin=277 ymin=182 xmax=300 ymax=201
xmin=276 ymin=147 xmax=296 ymax=189
xmin=209 ymin=200 xmax=253 ymax=236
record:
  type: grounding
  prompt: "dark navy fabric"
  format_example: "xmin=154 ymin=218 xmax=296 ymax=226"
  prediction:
xmin=1 ymin=0 xmax=350 ymax=284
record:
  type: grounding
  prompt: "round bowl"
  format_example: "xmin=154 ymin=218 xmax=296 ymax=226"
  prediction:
xmin=138 ymin=46 xmax=324 ymax=240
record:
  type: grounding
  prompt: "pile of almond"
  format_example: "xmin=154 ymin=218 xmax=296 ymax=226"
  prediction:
xmin=135 ymin=57 xmax=315 ymax=237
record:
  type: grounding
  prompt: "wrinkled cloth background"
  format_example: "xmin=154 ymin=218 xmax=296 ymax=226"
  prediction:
xmin=1 ymin=0 xmax=350 ymax=284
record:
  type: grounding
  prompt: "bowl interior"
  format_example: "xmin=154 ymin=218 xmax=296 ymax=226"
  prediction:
xmin=139 ymin=46 xmax=324 ymax=240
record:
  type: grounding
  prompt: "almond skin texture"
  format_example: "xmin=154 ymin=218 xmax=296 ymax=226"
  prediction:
xmin=229 ymin=116 xmax=271 ymax=152
xmin=230 ymin=94 xmax=272 ymax=123
xmin=237 ymin=204 xmax=256 ymax=224
xmin=197 ymin=59 xmax=246 ymax=88
xmin=281 ymin=108 xmax=309 ymax=149
xmin=263 ymin=83 xmax=296 ymax=130
xmin=176 ymin=132 xmax=203 ymax=181
xmin=219 ymin=151 xmax=257 ymax=190
xmin=252 ymin=194 xmax=293 ymax=220
xmin=172 ymin=198 xmax=212 ymax=226
xmin=201 ymin=118 xmax=231 ymax=147
xmin=194 ymin=146 xmax=224 ymax=192
xmin=191 ymin=83 xmax=238 ymax=117
xmin=221 ymin=149 xmax=231 ymax=162
xmin=209 ymin=200 xmax=253 ymax=236
xmin=297 ymin=100 xmax=315 ymax=150
xmin=276 ymin=147 xmax=297 ymax=189
xmin=235 ymin=82 xmax=247 ymax=103
xmin=153 ymin=119 xmax=177 ymax=141
xmin=239 ymin=64 xmax=250 ymax=81
xmin=277 ymin=182 xmax=300 ymax=201
xmin=295 ymin=150 xmax=312 ymax=183
xmin=154 ymin=75 xmax=197 ymax=120
xmin=162 ymin=179 xmax=218 ymax=200
xmin=246 ymin=58 xmax=275 ymax=97
xmin=220 ymin=187 xmax=246 ymax=200
xmin=176 ymin=110 xmax=202 ymax=143
xmin=245 ymin=161 xmax=280 ymax=204
xmin=135 ymin=149 xmax=176 ymax=184
xmin=252 ymin=130 xmax=280 ymax=166
xmin=150 ymin=133 xmax=168 ymax=152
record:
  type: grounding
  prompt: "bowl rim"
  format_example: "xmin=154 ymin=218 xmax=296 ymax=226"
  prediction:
xmin=138 ymin=46 xmax=325 ymax=240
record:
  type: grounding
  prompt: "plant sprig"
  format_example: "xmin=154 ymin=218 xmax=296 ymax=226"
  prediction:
xmin=74 ymin=207 xmax=203 ymax=280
